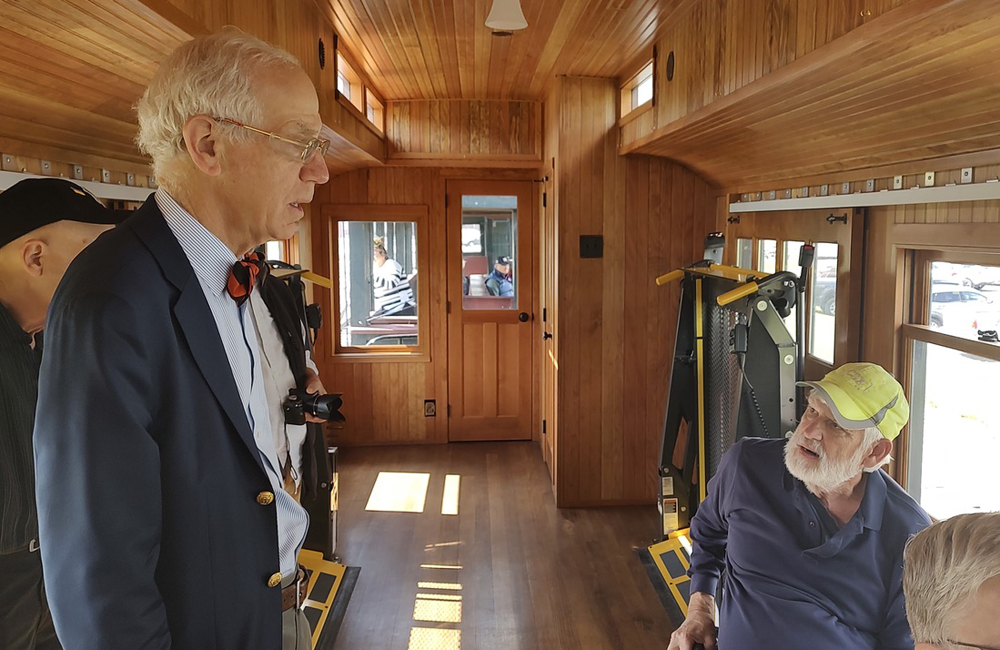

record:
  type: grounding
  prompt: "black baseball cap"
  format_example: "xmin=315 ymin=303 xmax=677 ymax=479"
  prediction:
xmin=0 ymin=178 xmax=128 ymax=248
xmin=496 ymin=255 xmax=512 ymax=265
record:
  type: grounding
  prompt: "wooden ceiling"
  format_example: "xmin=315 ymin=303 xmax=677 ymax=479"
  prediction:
xmin=0 ymin=0 xmax=190 ymax=168
xmin=623 ymin=0 xmax=1000 ymax=187
xmin=329 ymin=0 xmax=691 ymax=100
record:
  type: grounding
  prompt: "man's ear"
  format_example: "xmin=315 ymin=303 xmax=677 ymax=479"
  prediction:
xmin=181 ymin=115 xmax=223 ymax=176
xmin=863 ymin=437 xmax=893 ymax=469
xmin=21 ymin=239 xmax=45 ymax=278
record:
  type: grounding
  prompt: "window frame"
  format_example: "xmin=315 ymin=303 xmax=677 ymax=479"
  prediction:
xmin=365 ymin=88 xmax=385 ymax=134
xmin=620 ymin=58 xmax=655 ymax=120
xmin=336 ymin=50 xmax=364 ymax=114
xmin=322 ymin=204 xmax=430 ymax=362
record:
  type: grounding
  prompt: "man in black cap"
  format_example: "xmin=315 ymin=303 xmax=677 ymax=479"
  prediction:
xmin=485 ymin=255 xmax=514 ymax=297
xmin=0 ymin=178 xmax=122 ymax=649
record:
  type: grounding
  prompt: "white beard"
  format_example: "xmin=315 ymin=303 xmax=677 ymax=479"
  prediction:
xmin=784 ymin=433 xmax=869 ymax=494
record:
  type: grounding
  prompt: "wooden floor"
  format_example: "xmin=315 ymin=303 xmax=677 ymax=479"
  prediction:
xmin=332 ymin=441 xmax=674 ymax=649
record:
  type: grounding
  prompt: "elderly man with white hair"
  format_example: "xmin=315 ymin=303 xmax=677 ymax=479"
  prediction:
xmin=34 ymin=28 xmax=329 ymax=649
xmin=668 ymin=362 xmax=932 ymax=650
xmin=904 ymin=512 xmax=1000 ymax=650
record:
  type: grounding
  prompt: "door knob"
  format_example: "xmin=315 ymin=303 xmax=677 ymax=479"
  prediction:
xmin=518 ymin=312 xmax=530 ymax=322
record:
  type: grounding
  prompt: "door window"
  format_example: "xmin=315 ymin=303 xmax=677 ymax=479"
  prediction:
xmin=460 ymin=195 xmax=518 ymax=310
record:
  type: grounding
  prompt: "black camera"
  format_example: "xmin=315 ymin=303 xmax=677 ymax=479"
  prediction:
xmin=283 ymin=389 xmax=345 ymax=425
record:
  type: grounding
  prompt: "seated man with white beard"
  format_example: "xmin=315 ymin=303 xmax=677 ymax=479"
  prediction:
xmin=668 ymin=362 xmax=931 ymax=650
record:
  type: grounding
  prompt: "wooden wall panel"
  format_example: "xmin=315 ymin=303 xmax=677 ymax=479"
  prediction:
xmin=621 ymin=0 xmax=1000 ymax=188
xmin=637 ymin=0 xmax=913 ymax=134
xmin=386 ymin=100 xmax=541 ymax=166
xmin=551 ymin=76 xmax=718 ymax=507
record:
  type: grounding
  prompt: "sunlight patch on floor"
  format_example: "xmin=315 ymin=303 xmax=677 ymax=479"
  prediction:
xmin=420 ymin=563 xmax=463 ymax=570
xmin=407 ymin=627 xmax=461 ymax=650
xmin=413 ymin=596 xmax=463 ymax=623
xmin=417 ymin=581 xmax=462 ymax=591
xmin=365 ymin=471 xmax=430 ymax=513
xmin=441 ymin=474 xmax=461 ymax=515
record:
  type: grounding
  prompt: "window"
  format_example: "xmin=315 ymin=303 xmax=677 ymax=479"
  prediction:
xmin=903 ymin=255 xmax=1000 ymax=518
xmin=365 ymin=89 xmax=384 ymax=132
xmin=757 ymin=239 xmax=776 ymax=273
xmin=736 ymin=238 xmax=753 ymax=269
xmin=907 ymin=342 xmax=1000 ymax=518
xmin=326 ymin=205 xmax=428 ymax=356
xmin=620 ymin=60 xmax=654 ymax=117
xmin=459 ymin=195 xmax=518 ymax=310
xmin=808 ymin=243 xmax=838 ymax=364
xmin=264 ymin=240 xmax=284 ymax=262
xmin=336 ymin=51 xmax=363 ymax=113
xmin=928 ymin=262 xmax=1000 ymax=340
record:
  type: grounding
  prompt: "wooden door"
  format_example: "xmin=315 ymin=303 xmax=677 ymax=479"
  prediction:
xmin=447 ymin=179 xmax=535 ymax=441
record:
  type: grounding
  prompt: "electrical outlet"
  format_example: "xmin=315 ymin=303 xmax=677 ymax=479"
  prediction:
xmin=961 ymin=167 xmax=973 ymax=184
xmin=924 ymin=171 xmax=935 ymax=187
xmin=893 ymin=175 xmax=903 ymax=190
xmin=423 ymin=400 xmax=436 ymax=417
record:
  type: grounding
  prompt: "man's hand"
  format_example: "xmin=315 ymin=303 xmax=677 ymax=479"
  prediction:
xmin=667 ymin=592 xmax=718 ymax=650
xmin=303 ymin=369 xmax=327 ymax=424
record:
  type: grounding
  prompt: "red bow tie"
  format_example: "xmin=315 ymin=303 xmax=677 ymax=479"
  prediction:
xmin=227 ymin=251 xmax=268 ymax=306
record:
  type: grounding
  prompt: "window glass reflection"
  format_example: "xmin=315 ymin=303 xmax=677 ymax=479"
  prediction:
xmin=461 ymin=195 xmax=517 ymax=310
xmin=809 ymin=243 xmax=838 ymax=364
xmin=337 ymin=221 xmax=418 ymax=347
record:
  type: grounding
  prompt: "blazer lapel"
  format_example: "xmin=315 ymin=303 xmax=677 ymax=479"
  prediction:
xmin=129 ymin=198 xmax=266 ymax=474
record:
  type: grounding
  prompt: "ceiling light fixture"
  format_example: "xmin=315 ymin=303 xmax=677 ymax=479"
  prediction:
xmin=485 ymin=0 xmax=527 ymax=32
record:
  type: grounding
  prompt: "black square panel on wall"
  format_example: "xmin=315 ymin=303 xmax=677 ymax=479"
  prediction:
xmin=580 ymin=234 xmax=603 ymax=258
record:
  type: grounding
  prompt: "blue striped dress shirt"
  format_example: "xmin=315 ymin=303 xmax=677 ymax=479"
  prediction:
xmin=157 ymin=190 xmax=308 ymax=579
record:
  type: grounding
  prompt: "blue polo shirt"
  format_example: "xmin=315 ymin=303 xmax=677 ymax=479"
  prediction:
xmin=688 ymin=438 xmax=931 ymax=650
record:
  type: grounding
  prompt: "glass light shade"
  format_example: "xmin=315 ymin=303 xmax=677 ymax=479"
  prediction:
xmin=485 ymin=0 xmax=528 ymax=31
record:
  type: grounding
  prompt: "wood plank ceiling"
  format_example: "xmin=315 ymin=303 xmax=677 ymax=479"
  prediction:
xmin=328 ymin=0 xmax=692 ymax=100
xmin=623 ymin=0 xmax=1000 ymax=186
xmin=0 ymin=0 xmax=190 ymax=167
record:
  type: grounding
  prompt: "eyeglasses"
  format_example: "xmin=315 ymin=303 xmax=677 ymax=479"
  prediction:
xmin=948 ymin=640 xmax=1000 ymax=650
xmin=213 ymin=117 xmax=330 ymax=163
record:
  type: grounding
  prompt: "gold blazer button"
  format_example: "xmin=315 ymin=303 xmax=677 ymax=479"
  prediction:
xmin=267 ymin=572 xmax=282 ymax=588
xmin=256 ymin=491 xmax=275 ymax=506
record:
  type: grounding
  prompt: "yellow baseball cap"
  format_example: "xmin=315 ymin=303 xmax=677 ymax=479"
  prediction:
xmin=796 ymin=362 xmax=909 ymax=440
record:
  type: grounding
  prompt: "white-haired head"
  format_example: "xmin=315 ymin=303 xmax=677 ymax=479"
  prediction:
xmin=903 ymin=512 xmax=1000 ymax=646
xmin=135 ymin=27 xmax=300 ymax=187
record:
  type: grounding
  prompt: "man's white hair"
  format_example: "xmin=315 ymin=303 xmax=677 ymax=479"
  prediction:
xmin=903 ymin=512 xmax=1000 ymax=644
xmin=135 ymin=27 xmax=300 ymax=183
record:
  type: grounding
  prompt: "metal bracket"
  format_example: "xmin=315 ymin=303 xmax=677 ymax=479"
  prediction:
xmin=41 ymin=161 xmax=51 ymax=175
xmin=73 ymin=165 xmax=84 ymax=180
xmin=820 ymin=184 xmax=829 ymax=196
xmin=800 ymin=186 xmax=809 ymax=198
xmin=826 ymin=213 xmax=848 ymax=225
xmin=865 ymin=179 xmax=875 ymax=192
xmin=961 ymin=168 xmax=973 ymax=184
xmin=840 ymin=182 xmax=851 ymax=194
xmin=893 ymin=175 xmax=903 ymax=190
xmin=924 ymin=171 xmax=935 ymax=187
xmin=101 ymin=169 xmax=111 ymax=183
xmin=727 ymin=215 xmax=741 ymax=224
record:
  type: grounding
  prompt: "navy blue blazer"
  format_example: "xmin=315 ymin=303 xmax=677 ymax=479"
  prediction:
xmin=34 ymin=198 xmax=283 ymax=649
